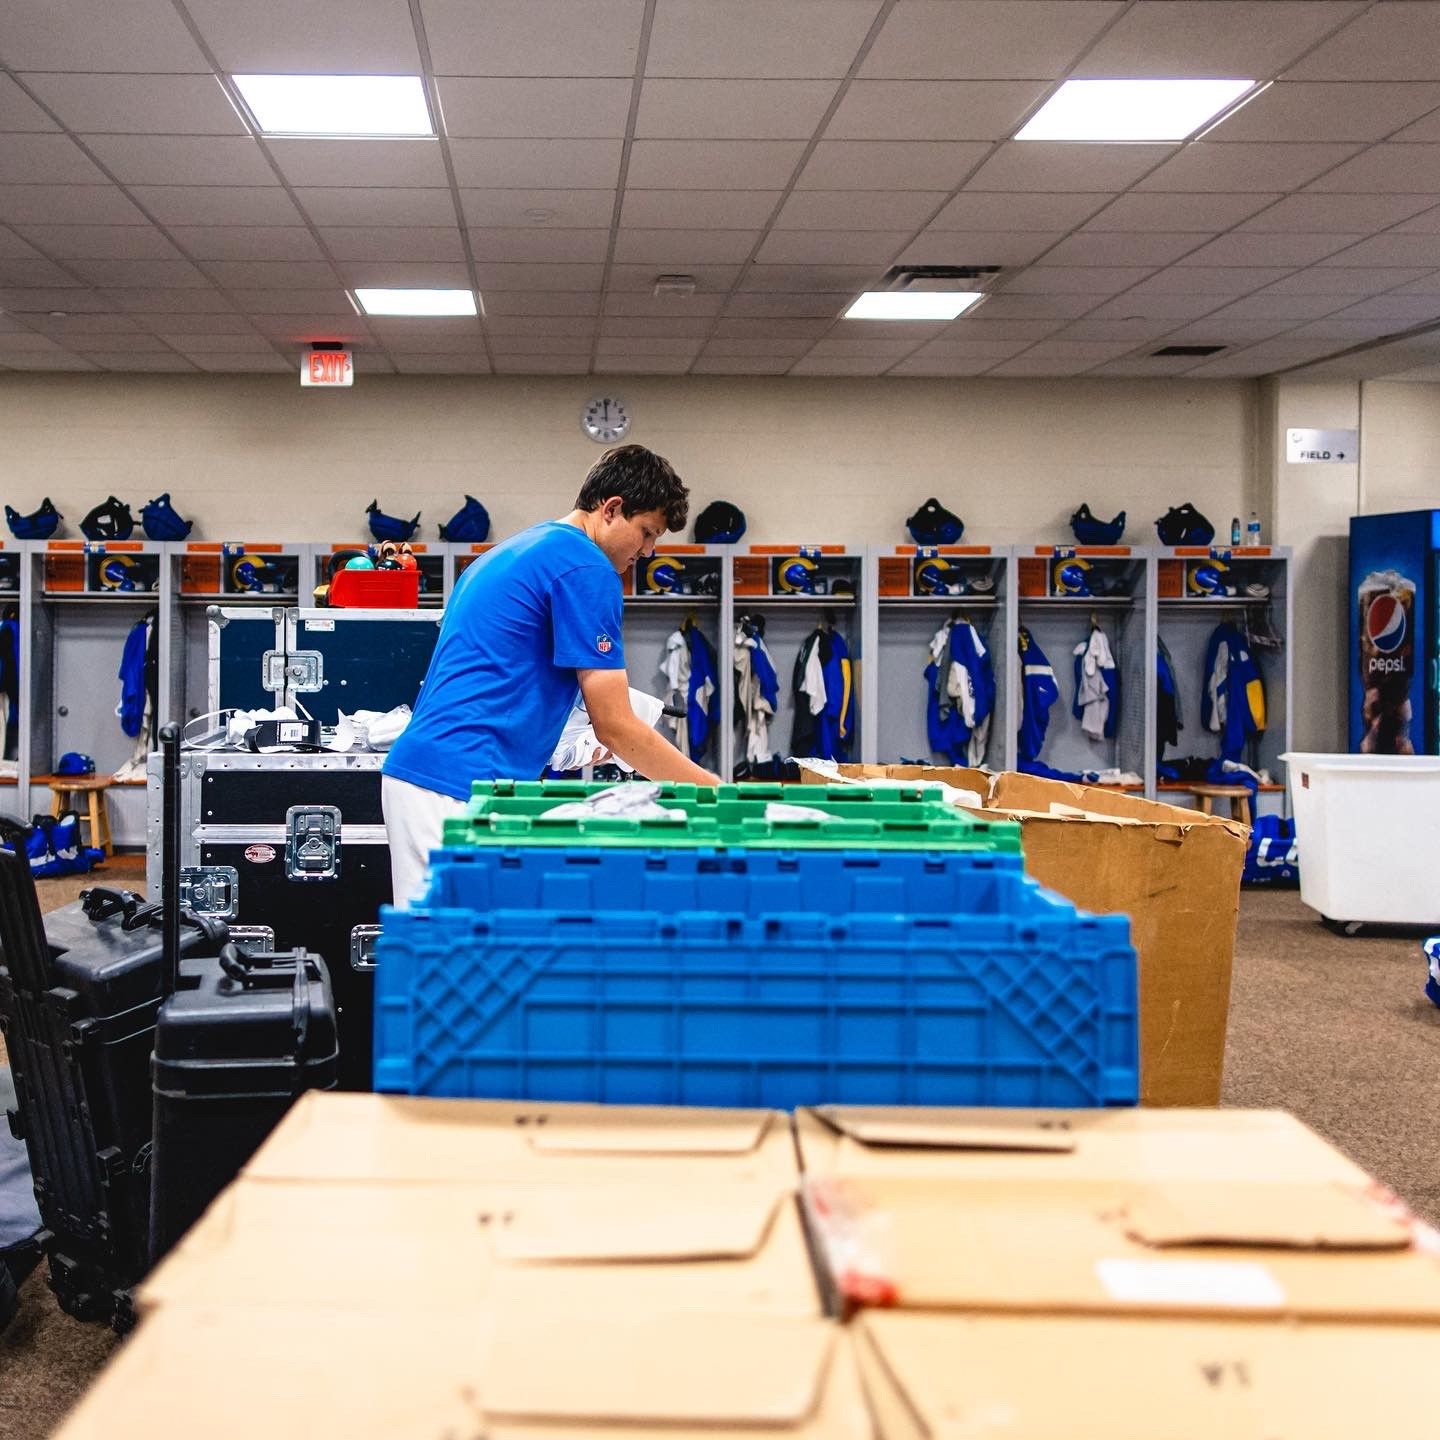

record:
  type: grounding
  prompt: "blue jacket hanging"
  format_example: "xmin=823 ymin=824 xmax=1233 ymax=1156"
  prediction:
xmin=116 ymin=616 xmax=151 ymax=739
xmin=1202 ymin=622 xmax=1265 ymax=761
xmin=925 ymin=620 xmax=994 ymax=765
xmin=0 ymin=615 xmax=18 ymax=760
xmin=1017 ymin=627 xmax=1059 ymax=763
xmin=1156 ymin=638 xmax=1182 ymax=754
xmin=816 ymin=629 xmax=852 ymax=761
xmin=686 ymin=625 xmax=719 ymax=758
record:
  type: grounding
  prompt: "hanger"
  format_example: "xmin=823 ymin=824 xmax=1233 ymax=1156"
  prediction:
xmin=1089 ymin=608 xmax=1100 ymax=631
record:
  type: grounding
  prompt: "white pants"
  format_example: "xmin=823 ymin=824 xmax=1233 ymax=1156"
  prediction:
xmin=382 ymin=774 xmax=467 ymax=908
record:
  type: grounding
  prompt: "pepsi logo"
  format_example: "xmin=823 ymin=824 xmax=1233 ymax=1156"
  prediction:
xmin=1366 ymin=593 xmax=1407 ymax=653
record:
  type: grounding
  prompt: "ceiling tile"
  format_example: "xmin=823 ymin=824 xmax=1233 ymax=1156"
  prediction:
xmin=170 ymin=226 xmax=324 ymax=261
xmin=84 ymin=135 xmax=278 ymax=187
xmin=1306 ymin=144 xmax=1440 ymax=193
xmin=182 ymin=0 xmax=421 ymax=71
xmin=268 ymin=139 xmax=447 ymax=189
xmin=21 ymin=73 xmax=246 ymax=135
xmin=77 ymin=350 xmax=197 ymax=371
xmin=1329 ymin=293 xmax=1440 ymax=322
xmin=1288 ymin=4 xmax=1440 ymax=81
xmin=1083 ymin=192 xmax=1280 ymax=231
xmin=614 ymin=229 xmax=759 ymax=264
xmin=1318 ymin=234 xmax=1440 ymax=268
xmin=1394 ymin=205 xmax=1440 ymax=235
xmin=0 ymin=75 xmax=60 ymax=131
xmin=1004 ymin=266 xmax=1155 ymax=295
xmin=99 ymin=287 xmax=236 ymax=313
xmin=0 ymin=0 xmax=209 ymax=71
xmin=1179 ymin=233 xmax=1356 ymax=266
xmin=164 ymin=332 xmax=279 ymax=355
xmin=490 ymin=355 xmax=590 ymax=373
xmin=472 ymin=262 xmax=606 ymax=291
xmin=1076 ymin=2 xmax=1364 ymax=79
xmin=756 ymin=230 xmax=906 ymax=265
xmin=909 ymin=338 xmax=1032 ymax=361
xmin=1087 ymin=355 xmax=1211 ymax=377
xmin=0 ymin=352 xmax=97 ymax=370
xmin=437 ymin=79 xmax=632 ymax=139
xmin=896 ymin=230 xmax=1063 ymax=266
xmin=609 ymin=262 xmax=741 ymax=291
xmin=0 ymin=258 xmax=82 ymax=287
xmin=130 ymin=186 xmax=303 ymax=226
xmin=244 ymin=314 xmax=372 ymax=339
xmin=143 ymin=313 xmax=265 ymax=335
xmin=391 ymin=355 xmax=493 ymax=374
xmin=797 ymin=140 xmax=991 ymax=190
xmin=701 ymin=338 xmax=813 ymax=357
xmin=1239 ymin=192 xmax=1437 ymax=234
xmin=636 ymin=80 xmax=837 ymax=140
xmin=692 ymin=355 xmax=795 ymax=374
xmin=202 ymin=260 xmax=340 ymax=289
xmin=16 ymin=224 xmax=180 ymax=260
xmin=0 ymin=228 xmax=42 ymax=259
xmin=484 ymin=291 xmax=602 ymax=316
xmin=484 ymin=315 xmax=597 ymax=337
xmin=945 ymin=315 xmax=1069 ymax=337
xmin=1126 ymin=266 xmax=1292 ymax=296
xmin=861 ymin=2 xmax=1120 ymax=80
xmin=1056 ymin=318 xmax=1180 ymax=343
xmin=339 ymin=260 xmax=470 ymax=288
xmin=622 ymin=190 xmax=779 ymax=229
xmin=1137 ymin=143 xmax=1360 ymax=193
xmin=366 ymin=332 xmax=487 ymax=356
xmin=789 ymin=355 xmax=894 ymax=374
xmin=966 ymin=143 xmax=1174 ymax=193
xmin=25 ymin=310 xmax=142 ymax=334
xmin=1159 ymin=319 xmax=1295 ymax=344
xmin=460 ymin=188 xmax=615 ymax=229
xmin=597 ymin=356 xmax=696 ymax=374
xmin=627 ymin=140 xmax=804 ymax=190
xmin=421 ymin=0 xmax=645 ymax=76
xmin=1040 ymin=232 xmax=1209 ymax=267
xmin=736 ymin=264 xmax=878 ymax=294
xmin=805 ymin=337 xmax=923 ymax=359
xmin=825 ymin=80 xmax=1047 ymax=141
xmin=603 ymin=291 xmax=725 ymax=316
xmin=491 ymin=335 xmax=595 ymax=355
xmin=1086 ymin=292 xmax=1241 ymax=320
xmin=1260 ymin=266 xmax=1432 ymax=295
xmin=967 ymin=294 xmax=1095 ymax=320
xmin=774 ymin=189 xmax=944 ymax=231
xmin=646 ymin=0 xmax=880 ymax=79
xmin=0 ymin=134 xmax=106 ymax=184
xmin=221 ymin=289 xmax=353 ymax=314
xmin=320 ymin=226 xmax=464 ymax=261
xmin=299 ymin=187 xmax=460 ymax=227
xmin=888 ymin=355 xmax=999 ymax=376
xmin=0 ymin=286 xmax=115 ymax=311
xmin=1204 ymin=292 xmax=1355 ymax=320
xmin=599 ymin=316 xmax=713 ymax=338
xmin=985 ymin=352 xmax=1107 ymax=377
xmin=1390 ymin=107 xmax=1440 ymax=142
xmin=933 ymin=191 xmax=1108 ymax=231
xmin=713 ymin=317 xmax=834 ymax=340
xmin=67 ymin=257 xmax=215 ymax=288
xmin=0 ymin=331 xmax=72 ymax=352
xmin=1283 ymin=315 xmax=1422 ymax=341
xmin=183 ymin=353 xmax=292 ymax=373
xmin=451 ymin=138 xmax=622 ymax=189
xmin=594 ymin=337 xmax=701 ymax=357
xmin=1390 ymin=273 xmax=1440 ymax=296
xmin=1211 ymin=81 xmax=1440 ymax=144
xmin=469 ymin=228 xmax=611 ymax=262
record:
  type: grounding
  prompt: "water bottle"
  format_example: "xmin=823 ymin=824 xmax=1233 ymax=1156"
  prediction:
xmin=1230 ymin=515 xmax=1242 ymax=546
xmin=1247 ymin=510 xmax=1262 ymax=545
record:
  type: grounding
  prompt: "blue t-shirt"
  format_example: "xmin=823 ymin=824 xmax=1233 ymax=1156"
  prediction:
xmin=384 ymin=521 xmax=625 ymax=799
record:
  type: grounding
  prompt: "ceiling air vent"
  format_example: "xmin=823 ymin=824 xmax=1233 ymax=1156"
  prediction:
xmin=1152 ymin=344 xmax=1226 ymax=357
xmin=879 ymin=265 xmax=1003 ymax=292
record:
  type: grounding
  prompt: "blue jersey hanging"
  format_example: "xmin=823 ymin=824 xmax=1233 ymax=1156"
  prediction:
xmin=686 ymin=624 xmax=718 ymax=758
xmin=793 ymin=625 xmax=852 ymax=761
xmin=1202 ymin=622 xmax=1265 ymax=761
xmin=925 ymin=619 xmax=994 ymax=765
xmin=1017 ymin=627 xmax=1059 ymax=763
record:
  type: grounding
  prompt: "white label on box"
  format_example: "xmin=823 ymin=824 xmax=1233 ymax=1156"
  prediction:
xmin=279 ymin=722 xmax=306 ymax=742
xmin=305 ymin=618 xmax=335 ymax=632
xmin=1096 ymin=1259 xmax=1285 ymax=1309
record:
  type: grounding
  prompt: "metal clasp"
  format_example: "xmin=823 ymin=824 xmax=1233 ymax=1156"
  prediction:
xmin=285 ymin=805 xmax=341 ymax=881
xmin=178 ymin=866 xmax=239 ymax=919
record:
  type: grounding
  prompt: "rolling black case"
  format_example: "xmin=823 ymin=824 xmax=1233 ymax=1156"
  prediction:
xmin=0 ymin=856 xmax=219 ymax=1328
xmin=148 ymin=724 xmax=338 ymax=1265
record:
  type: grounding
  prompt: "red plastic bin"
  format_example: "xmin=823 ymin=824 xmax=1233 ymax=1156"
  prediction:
xmin=328 ymin=567 xmax=421 ymax=608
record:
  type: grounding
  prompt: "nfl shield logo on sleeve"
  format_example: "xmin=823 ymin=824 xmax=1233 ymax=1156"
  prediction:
xmin=596 ymin=634 xmax=613 ymax=654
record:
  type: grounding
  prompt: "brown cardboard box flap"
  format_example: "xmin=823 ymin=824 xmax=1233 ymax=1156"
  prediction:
xmin=813 ymin=1106 xmax=1077 ymax=1153
xmin=492 ymin=1186 xmax=783 ymax=1263
xmin=529 ymin=1108 xmax=777 ymax=1155
xmin=854 ymin=1309 xmax=1440 ymax=1440
xmin=1120 ymin=1184 xmax=1414 ymax=1251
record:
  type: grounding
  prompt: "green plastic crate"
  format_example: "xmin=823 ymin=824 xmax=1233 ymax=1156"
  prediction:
xmin=442 ymin=779 xmax=1020 ymax=852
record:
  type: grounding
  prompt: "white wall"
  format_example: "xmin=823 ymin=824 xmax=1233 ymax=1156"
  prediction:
xmin=1359 ymin=382 xmax=1440 ymax=516
xmin=0 ymin=373 xmax=1256 ymax=546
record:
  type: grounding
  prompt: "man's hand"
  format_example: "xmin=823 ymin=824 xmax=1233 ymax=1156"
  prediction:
xmin=577 ymin=668 xmax=720 ymax=785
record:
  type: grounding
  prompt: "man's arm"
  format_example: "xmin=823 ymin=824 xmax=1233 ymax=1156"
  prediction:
xmin=578 ymin=668 xmax=719 ymax=785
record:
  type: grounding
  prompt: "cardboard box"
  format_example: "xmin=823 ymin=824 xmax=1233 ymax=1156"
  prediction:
xmin=243 ymin=1091 xmax=800 ymax=1188
xmin=802 ymin=764 xmax=1248 ymax=1106
xmin=853 ymin=1309 xmax=1439 ymax=1440
xmin=54 ymin=1305 xmax=869 ymax=1440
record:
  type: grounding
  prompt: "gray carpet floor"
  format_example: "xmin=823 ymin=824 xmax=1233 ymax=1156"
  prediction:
xmin=1 ymin=884 xmax=1437 ymax=1438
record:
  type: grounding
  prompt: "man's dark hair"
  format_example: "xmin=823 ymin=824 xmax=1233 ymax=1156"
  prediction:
xmin=576 ymin=444 xmax=689 ymax=533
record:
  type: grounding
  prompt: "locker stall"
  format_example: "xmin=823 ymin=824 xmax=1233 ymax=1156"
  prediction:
xmin=1014 ymin=545 xmax=1151 ymax=788
xmin=865 ymin=545 xmax=1010 ymax=770
xmin=0 ymin=542 xmax=22 ymax=793
xmin=732 ymin=545 xmax=862 ymax=779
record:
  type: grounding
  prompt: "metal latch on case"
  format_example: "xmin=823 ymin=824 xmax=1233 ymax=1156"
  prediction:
xmin=227 ymin=926 xmax=275 ymax=952
xmin=178 ymin=866 xmax=239 ymax=919
xmin=264 ymin=649 xmax=323 ymax=694
xmin=286 ymin=805 xmax=341 ymax=881
xmin=349 ymin=924 xmax=382 ymax=971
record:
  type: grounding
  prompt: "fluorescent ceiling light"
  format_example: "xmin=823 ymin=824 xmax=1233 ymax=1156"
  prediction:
xmin=1016 ymin=78 xmax=1254 ymax=143
xmin=354 ymin=288 xmax=477 ymax=317
xmin=845 ymin=291 xmax=983 ymax=321
xmin=233 ymin=74 xmax=433 ymax=137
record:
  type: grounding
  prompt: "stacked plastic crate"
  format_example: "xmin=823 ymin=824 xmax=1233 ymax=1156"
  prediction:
xmin=373 ymin=781 xmax=1139 ymax=1108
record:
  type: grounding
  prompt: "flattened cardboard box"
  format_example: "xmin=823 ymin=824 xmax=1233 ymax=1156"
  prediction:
xmin=805 ymin=1172 xmax=1440 ymax=1322
xmin=141 ymin=1173 xmax=821 ymax=1319
xmin=54 ymin=1307 xmax=869 ymax=1440
xmin=244 ymin=1091 xmax=799 ymax=1187
xmin=806 ymin=763 xmax=1247 ymax=1107
xmin=795 ymin=1105 xmax=1374 ymax=1187
xmin=853 ymin=1309 xmax=1440 ymax=1440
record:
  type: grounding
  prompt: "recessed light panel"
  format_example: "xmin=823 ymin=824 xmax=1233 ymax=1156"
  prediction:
xmin=354 ymin=288 xmax=477 ymax=317
xmin=233 ymin=75 xmax=433 ymax=137
xmin=845 ymin=292 xmax=984 ymax=321
xmin=1017 ymin=79 xmax=1254 ymax=143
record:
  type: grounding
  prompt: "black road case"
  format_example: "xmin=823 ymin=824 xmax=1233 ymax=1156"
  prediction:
xmin=149 ymin=749 xmax=388 ymax=1091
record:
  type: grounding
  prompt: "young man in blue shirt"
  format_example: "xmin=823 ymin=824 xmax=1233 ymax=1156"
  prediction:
xmin=383 ymin=444 xmax=719 ymax=903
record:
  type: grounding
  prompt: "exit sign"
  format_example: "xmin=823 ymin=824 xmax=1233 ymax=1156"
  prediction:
xmin=301 ymin=350 xmax=353 ymax=387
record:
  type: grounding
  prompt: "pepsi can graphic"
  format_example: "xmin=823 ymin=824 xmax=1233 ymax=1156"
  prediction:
xmin=1357 ymin=569 xmax=1416 ymax=754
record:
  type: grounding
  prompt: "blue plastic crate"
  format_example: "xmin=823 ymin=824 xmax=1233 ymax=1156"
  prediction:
xmin=422 ymin=844 xmax=1026 ymax=916
xmin=373 ymin=900 xmax=1138 ymax=1109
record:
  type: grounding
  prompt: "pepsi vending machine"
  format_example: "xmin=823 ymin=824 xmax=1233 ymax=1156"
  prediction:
xmin=1349 ymin=510 xmax=1440 ymax=754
